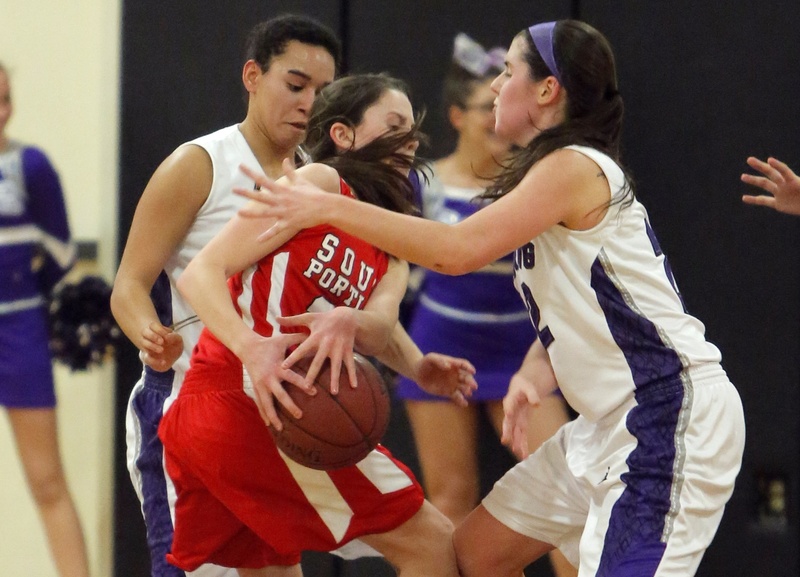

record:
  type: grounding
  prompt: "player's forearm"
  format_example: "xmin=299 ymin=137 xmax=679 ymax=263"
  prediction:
xmin=325 ymin=194 xmax=478 ymax=275
xmin=110 ymin=278 xmax=162 ymax=350
xmin=373 ymin=323 xmax=421 ymax=380
xmin=516 ymin=338 xmax=558 ymax=396
xmin=177 ymin=262 xmax=258 ymax=359
xmin=352 ymin=310 xmax=396 ymax=358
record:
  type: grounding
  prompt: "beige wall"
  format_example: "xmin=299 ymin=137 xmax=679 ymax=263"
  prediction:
xmin=0 ymin=2 xmax=120 ymax=576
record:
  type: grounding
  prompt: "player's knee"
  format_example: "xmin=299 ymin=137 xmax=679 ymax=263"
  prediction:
xmin=428 ymin=476 xmax=479 ymax=520
xmin=392 ymin=503 xmax=456 ymax=569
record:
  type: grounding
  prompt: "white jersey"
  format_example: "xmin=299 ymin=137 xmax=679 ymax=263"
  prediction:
xmin=127 ymin=125 xmax=259 ymax=577
xmin=513 ymin=145 xmax=721 ymax=422
xmin=154 ymin=124 xmax=259 ymax=390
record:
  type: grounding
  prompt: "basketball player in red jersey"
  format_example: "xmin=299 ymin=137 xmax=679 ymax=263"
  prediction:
xmin=158 ymin=74 xmax=476 ymax=577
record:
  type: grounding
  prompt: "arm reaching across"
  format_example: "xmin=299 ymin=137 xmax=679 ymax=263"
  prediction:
xmin=377 ymin=323 xmax=478 ymax=406
xmin=177 ymin=163 xmax=341 ymax=429
xmin=235 ymin=149 xmax=598 ymax=276
xmin=741 ymin=156 xmax=800 ymax=215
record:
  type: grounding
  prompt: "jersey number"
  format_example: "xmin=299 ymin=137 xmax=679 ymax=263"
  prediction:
xmin=515 ymin=243 xmax=554 ymax=349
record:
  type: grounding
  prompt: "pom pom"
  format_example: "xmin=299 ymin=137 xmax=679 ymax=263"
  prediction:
xmin=48 ymin=275 xmax=123 ymax=371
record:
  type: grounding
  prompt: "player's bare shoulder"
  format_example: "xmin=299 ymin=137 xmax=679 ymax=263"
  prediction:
xmin=145 ymin=143 xmax=214 ymax=213
xmin=292 ymin=162 xmax=341 ymax=194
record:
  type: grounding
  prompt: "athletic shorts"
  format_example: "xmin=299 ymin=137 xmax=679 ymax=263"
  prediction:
xmin=482 ymin=363 xmax=745 ymax=576
xmin=126 ymin=368 xmax=238 ymax=577
xmin=0 ymin=307 xmax=56 ymax=408
xmin=158 ymin=370 xmax=425 ymax=571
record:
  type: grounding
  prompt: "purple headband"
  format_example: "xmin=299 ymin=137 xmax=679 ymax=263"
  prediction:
xmin=528 ymin=21 xmax=562 ymax=84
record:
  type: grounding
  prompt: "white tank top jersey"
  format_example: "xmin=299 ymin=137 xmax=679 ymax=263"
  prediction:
xmin=513 ymin=145 xmax=722 ymax=423
xmin=155 ymin=124 xmax=259 ymax=386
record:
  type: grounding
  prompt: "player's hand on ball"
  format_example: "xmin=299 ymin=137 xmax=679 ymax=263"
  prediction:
xmin=269 ymin=353 xmax=391 ymax=470
xmin=241 ymin=332 xmax=313 ymax=430
xmin=501 ymin=373 xmax=541 ymax=460
xmin=278 ymin=308 xmax=359 ymax=394
xmin=414 ymin=353 xmax=477 ymax=407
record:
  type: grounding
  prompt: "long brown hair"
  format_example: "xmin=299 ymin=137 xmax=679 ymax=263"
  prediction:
xmin=483 ymin=20 xmax=634 ymax=205
xmin=304 ymin=73 xmax=427 ymax=215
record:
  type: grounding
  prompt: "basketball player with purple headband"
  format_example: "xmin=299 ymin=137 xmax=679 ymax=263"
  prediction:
xmin=394 ymin=33 xmax=576 ymax=577
xmin=237 ymin=20 xmax=745 ymax=577
xmin=158 ymin=73 xmax=475 ymax=577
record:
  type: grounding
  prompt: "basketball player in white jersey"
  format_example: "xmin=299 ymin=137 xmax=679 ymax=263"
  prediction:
xmin=236 ymin=19 xmax=746 ymax=577
xmin=111 ymin=15 xmax=339 ymax=577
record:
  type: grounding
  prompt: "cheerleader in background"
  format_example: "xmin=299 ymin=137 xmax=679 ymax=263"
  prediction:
xmin=0 ymin=61 xmax=88 ymax=577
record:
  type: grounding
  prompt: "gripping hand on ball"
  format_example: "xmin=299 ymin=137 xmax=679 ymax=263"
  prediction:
xmin=240 ymin=332 xmax=313 ymax=430
xmin=277 ymin=307 xmax=360 ymax=394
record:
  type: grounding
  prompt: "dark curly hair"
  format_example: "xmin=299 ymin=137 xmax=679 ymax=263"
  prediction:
xmin=245 ymin=14 xmax=342 ymax=74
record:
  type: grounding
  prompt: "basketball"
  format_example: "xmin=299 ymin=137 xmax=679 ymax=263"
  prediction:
xmin=270 ymin=352 xmax=391 ymax=470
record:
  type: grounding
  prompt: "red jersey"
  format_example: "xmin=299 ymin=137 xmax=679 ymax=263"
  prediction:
xmin=188 ymin=179 xmax=389 ymax=385
xmin=159 ymin=179 xmax=423 ymax=570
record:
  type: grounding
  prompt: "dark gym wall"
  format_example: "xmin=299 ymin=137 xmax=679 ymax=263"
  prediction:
xmin=116 ymin=2 xmax=800 ymax=576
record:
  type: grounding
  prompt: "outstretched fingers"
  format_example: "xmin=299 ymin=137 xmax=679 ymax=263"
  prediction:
xmin=768 ymin=156 xmax=798 ymax=182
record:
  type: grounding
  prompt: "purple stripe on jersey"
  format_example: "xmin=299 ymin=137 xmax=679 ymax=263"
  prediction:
xmin=643 ymin=219 xmax=686 ymax=312
xmin=590 ymin=256 xmax=686 ymax=576
xmin=131 ymin=370 xmax=186 ymax=577
xmin=151 ymin=270 xmax=176 ymax=328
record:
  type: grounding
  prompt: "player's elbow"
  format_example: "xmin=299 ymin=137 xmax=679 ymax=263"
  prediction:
xmin=432 ymin=251 xmax=487 ymax=276
xmin=175 ymin=265 xmax=197 ymax=304
xmin=109 ymin=276 xmax=138 ymax=323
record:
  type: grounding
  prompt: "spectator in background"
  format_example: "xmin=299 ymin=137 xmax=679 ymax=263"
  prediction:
xmin=0 ymin=60 xmax=88 ymax=577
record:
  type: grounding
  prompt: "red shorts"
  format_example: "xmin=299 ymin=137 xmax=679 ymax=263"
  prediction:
xmin=158 ymin=370 xmax=424 ymax=571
